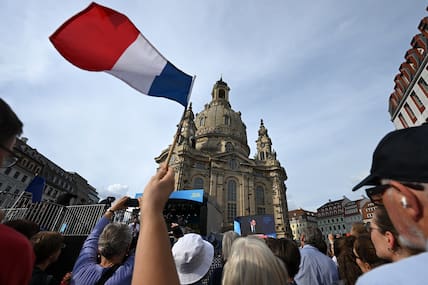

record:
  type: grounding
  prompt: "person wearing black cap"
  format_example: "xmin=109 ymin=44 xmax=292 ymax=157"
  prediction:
xmin=352 ymin=124 xmax=428 ymax=285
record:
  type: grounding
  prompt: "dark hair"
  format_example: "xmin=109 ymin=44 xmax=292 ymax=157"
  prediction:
xmin=373 ymin=205 xmax=397 ymax=235
xmin=335 ymin=236 xmax=362 ymax=285
xmin=0 ymin=98 xmax=23 ymax=145
xmin=350 ymin=222 xmax=367 ymax=238
xmin=266 ymin=238 xmax=301 ymax=279
xmin=3 ymin=219 xmax=40 ymax=239
xmin=353 ymin=235 xmax=388 ymax=269
xmin=373 ymin=206 xmax=423 ymax=256
xmin=31 ymin=231 xmax=64 ymax=264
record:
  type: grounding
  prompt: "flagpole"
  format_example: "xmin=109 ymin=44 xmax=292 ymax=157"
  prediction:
xmin=165 ymin=76 xmax=196 ymax=166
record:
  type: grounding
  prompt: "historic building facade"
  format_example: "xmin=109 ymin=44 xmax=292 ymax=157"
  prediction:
xmin=360 ymin=200 xmax=377 ymax=224
xmin=317 ymin=196 xmax=351 ymax=240
xmin=343 ymin=197 xmax=368 ymax=233
xmin=389 ymin=15 xmax=428 ymax=128
xmin=288 ymin=208 xmax=318 ymax=241
xmin=155 ymin=79 xmax=291 ymax=237
xmin=0 ymin=137 xmax=98 ymax=205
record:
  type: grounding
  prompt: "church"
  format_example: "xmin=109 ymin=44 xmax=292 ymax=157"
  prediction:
xmin=155 ymin=78 xmax=291 ymax=237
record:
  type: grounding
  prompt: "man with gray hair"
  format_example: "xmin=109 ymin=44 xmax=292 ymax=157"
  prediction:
xmin=352 ymin=124 xmax=428 ymax=285
xmin=294 ymin=226 xmax=339 ymax=285
xmin=71 ymin=196 xmax=135 ymax=284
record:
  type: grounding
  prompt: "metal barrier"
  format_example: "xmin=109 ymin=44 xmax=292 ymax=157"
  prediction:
xmin=0 ymin=192 xmax=135 ymax=236
xmin=56 ymin=204 xmax=107 ymax=235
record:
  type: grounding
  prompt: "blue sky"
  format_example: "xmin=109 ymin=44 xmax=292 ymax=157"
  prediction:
xmin=1 ymin=1 xmax=426 ymax=211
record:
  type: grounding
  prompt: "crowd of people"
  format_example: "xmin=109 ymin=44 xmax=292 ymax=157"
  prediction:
xmin=2 ymin=95 xmax=428 ymax=285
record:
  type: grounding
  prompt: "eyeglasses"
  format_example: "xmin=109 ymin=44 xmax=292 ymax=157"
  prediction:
xmin=365 ymin=182 xmax=425 ymax=206
xmin=0 ymin=144 xmax=19 ymax=168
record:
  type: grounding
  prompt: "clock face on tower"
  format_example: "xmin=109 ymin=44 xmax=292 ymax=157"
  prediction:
xmin=261 ymin=143 xmax=265 ymax=147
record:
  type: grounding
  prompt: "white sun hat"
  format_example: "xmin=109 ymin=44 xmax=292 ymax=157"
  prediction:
xmin=172 ymin=233 xmax=214 ymax=285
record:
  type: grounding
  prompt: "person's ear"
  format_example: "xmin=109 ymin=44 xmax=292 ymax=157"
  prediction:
xmin=389 ymin=181 xmax=422 ymax=221
xmin=364 ymin=262 xmax=372 ymax=272
xmin=384 ymin=231 xmax=395 ymax=250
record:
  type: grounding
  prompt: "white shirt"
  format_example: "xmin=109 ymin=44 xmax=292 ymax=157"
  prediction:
xmin=356 ymin=251 xmax=428 ymax=285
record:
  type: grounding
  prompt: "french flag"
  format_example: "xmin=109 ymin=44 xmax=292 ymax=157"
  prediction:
xmin=50 ymin=2 xmax=193 ymax=107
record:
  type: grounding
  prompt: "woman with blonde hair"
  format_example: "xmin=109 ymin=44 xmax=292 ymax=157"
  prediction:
xmin=222 ymin=237 xmax=288 ymax=285
xmin=221 ymin=231 xmax=239 ymax=262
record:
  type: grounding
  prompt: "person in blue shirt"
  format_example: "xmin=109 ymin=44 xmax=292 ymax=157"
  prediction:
xmin=71 ymin=196 xmax=134 ymax=285
xmin=294 ymin=226 xmax=339 ymax=285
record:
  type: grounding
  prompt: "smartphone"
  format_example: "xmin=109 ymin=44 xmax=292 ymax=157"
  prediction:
xmin=125 ymin=198 xmax=139 ymax=207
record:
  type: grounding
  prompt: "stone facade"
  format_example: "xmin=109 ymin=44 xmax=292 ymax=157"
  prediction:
xmin=343 ymin=197 xmax=368 ymax=233
xmin=0 ymin=137 xmax=98 ymax=205
xmin=317 ymin=196 xmax=351 ymax=240
xmin=288 ymin=208 xmax=318 ymax=241
xmin=155 ymin=79 xmax=291 ymax=237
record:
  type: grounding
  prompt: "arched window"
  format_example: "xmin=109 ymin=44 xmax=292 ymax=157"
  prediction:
xmin=224 ymin=115 xmax=230 ymax=125
xmin=225 ymin=142 xmax=233 ymax=152
xmin=219 ymin=89 xmax=225 ymax=99
xmin=255 ymin=186 xmax=265 ymax=206
xmin=199 ymin=117 xmax=205 ymax=127
xmin=193 ymin=177 xmax=204 ymax=189
xmin=228 ymin=159 xmax=237 ymax=170
xmin=227 ymin=180 xmax=237 ymax=223
xmin=227 ymin=180 xmax=236 ymax=201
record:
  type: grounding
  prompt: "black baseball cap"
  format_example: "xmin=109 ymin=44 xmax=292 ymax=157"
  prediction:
xmin=352 ymin=124 xmax=428 ymax=191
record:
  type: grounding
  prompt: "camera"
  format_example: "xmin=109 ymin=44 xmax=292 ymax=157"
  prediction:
xmin=125 ymin=198 xmax=139 ymax=207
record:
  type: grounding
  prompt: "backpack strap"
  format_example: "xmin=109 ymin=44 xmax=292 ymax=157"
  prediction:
xmin=95 ymin=264 xmax=120 ymax=285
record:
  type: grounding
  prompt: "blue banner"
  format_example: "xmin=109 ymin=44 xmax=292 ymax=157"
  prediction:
xmin=135 ymin=189 xmax=204 ymax=203
xmin=25 ymin=176 xmax=46 ymax=203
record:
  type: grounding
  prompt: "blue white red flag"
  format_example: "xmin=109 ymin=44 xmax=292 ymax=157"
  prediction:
xmin=50 ymin=2 xmax=193 ymax=107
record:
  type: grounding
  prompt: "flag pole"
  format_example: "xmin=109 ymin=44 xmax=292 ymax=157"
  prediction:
xmin=165 ymin=76 xmax=196 ymax=166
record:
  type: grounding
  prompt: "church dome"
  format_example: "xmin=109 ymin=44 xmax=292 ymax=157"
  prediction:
xmin=194 ymin=79 xmax=250 ymax=156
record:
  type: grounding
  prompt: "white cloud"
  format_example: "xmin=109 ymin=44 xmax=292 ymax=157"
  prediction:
xmin=98 ymin=184 xmax=130 ymax=200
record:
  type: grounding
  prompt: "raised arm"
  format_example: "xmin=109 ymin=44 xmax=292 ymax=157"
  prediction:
xmin=72 ymin=196 xmax=130 ymax=272
xmin=132 ymin=165 xmax=179 ymax=285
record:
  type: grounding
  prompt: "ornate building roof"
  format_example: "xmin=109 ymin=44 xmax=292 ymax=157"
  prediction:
xmin=194 ymin=79 xmax=250 ymax=156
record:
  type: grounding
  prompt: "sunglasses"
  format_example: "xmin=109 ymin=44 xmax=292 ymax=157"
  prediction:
xmin=365 ymin=182 xmax=425 ymax=206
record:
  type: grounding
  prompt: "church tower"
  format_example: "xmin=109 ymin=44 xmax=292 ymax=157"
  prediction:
xmin=155 ymin=79 xmax=291 ymax=237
